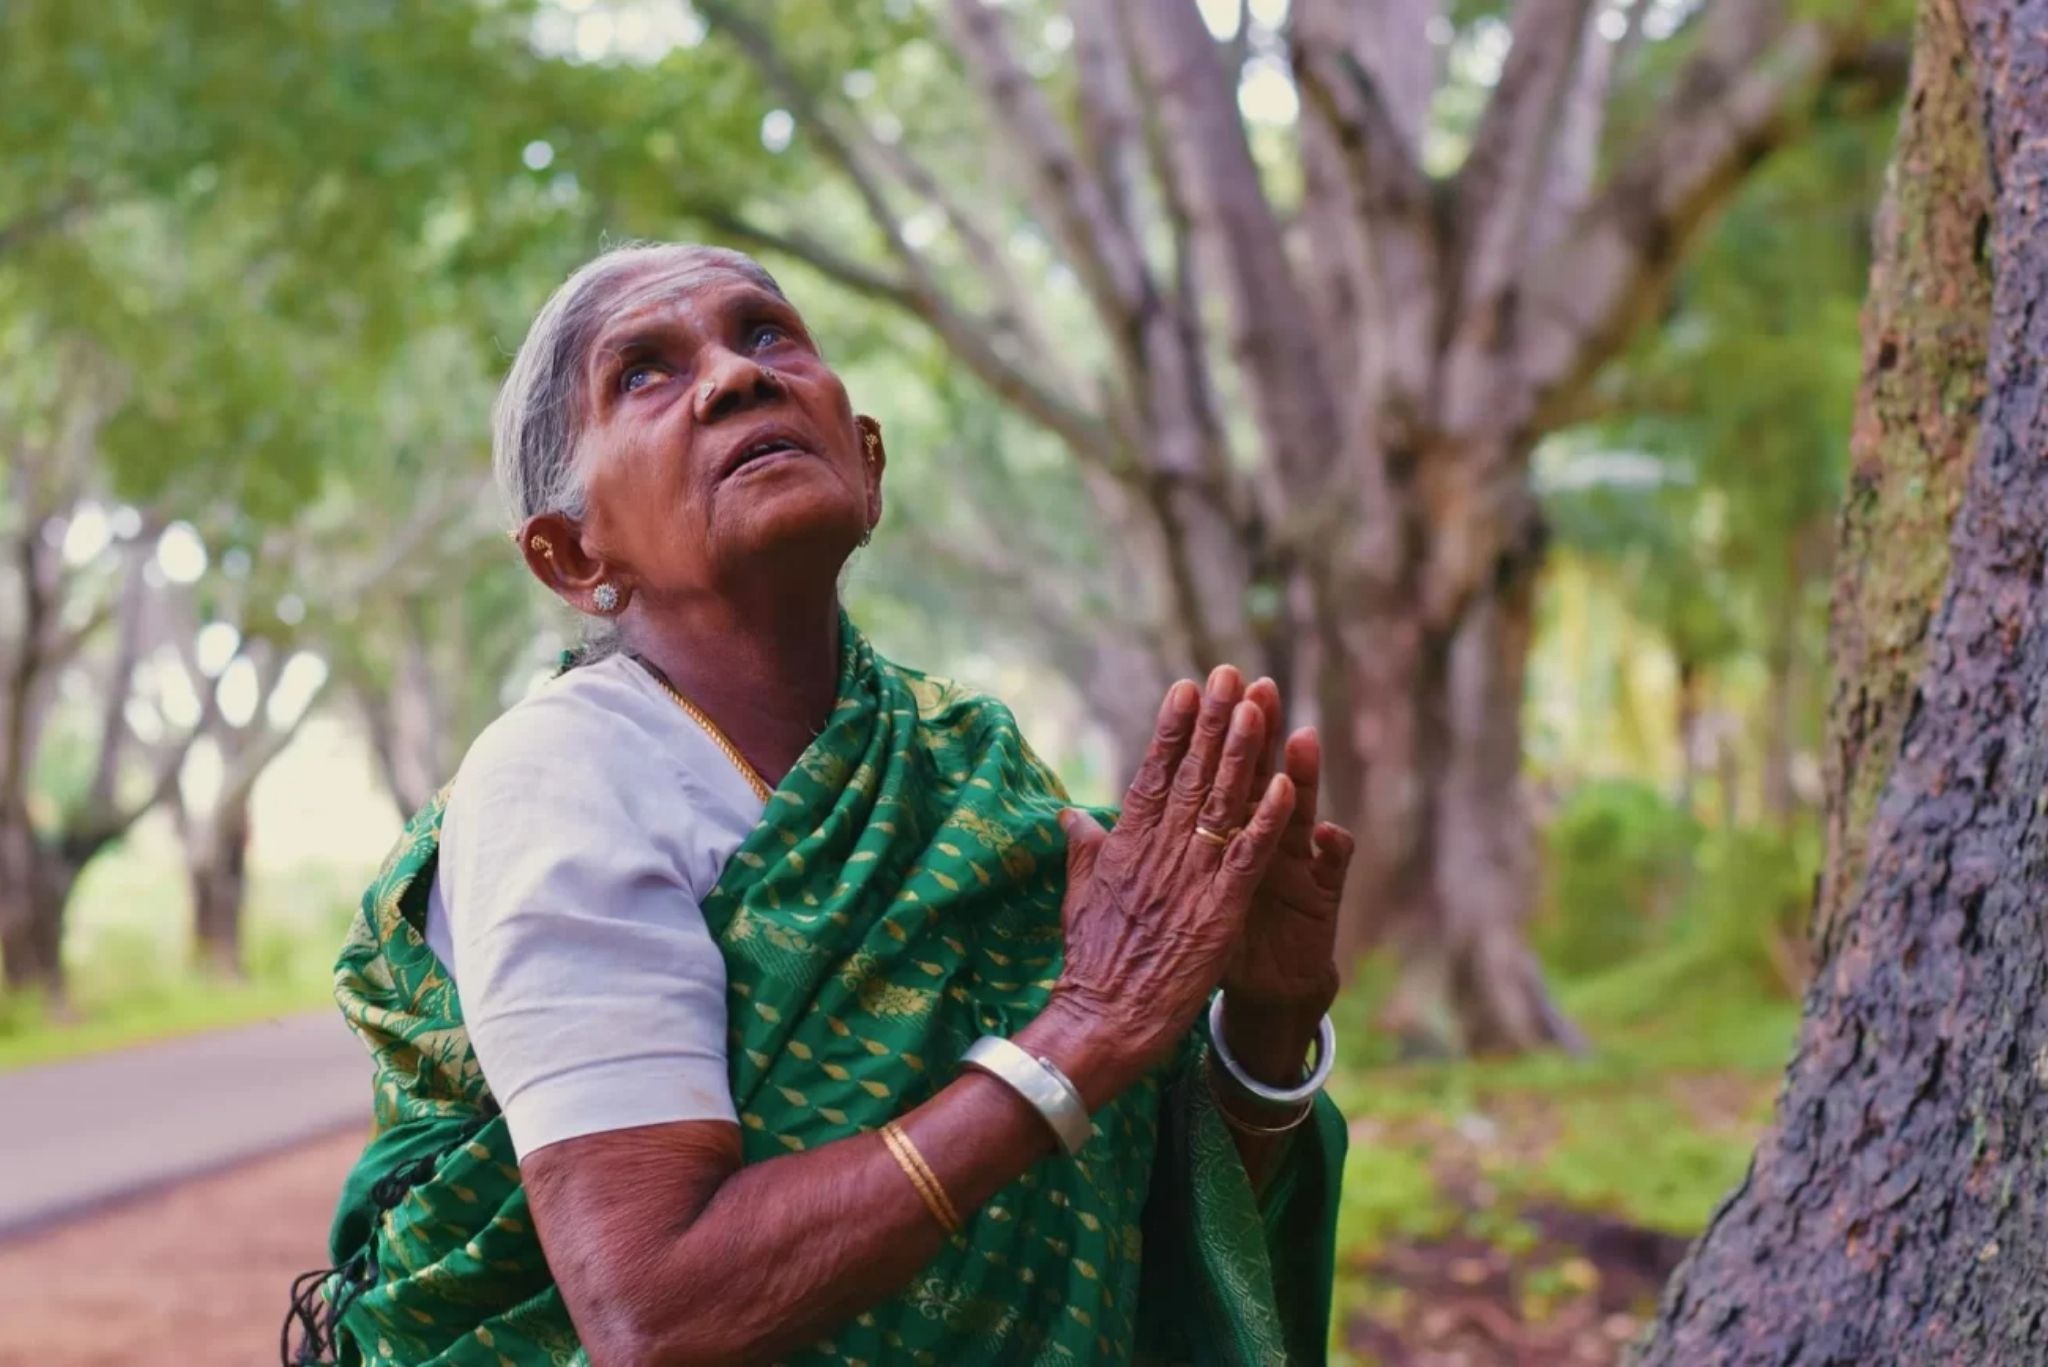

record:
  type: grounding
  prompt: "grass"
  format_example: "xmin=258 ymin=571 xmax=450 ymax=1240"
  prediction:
xmin=1326 ymin=956 xmax=1801 ymax=1361
xmin=0 ymin=976 xmax=338 ymax=1071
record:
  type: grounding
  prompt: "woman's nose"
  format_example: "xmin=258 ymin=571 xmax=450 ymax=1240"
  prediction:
xmin=693 ymin=348 xmax=782 ymax=422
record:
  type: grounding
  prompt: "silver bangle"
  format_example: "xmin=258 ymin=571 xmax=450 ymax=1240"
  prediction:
xmin=1206 ymin=993 xmax=1336 ymax=1107
xmin=961 ymin=1035 xmax=1094 ymax=1157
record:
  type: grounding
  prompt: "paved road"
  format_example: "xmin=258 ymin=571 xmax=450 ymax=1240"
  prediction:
xmin=0 ymin=1012 xmax=369 ymax=1238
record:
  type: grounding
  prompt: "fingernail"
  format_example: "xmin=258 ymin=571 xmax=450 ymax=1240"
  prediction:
xmin=1169 ymin=680 xmax=1198 ymax=712
xmin=1230 ymin=701 xmax=1257 ymax=734
xmin=1207 ymin=664 xmax=1231 ymax=691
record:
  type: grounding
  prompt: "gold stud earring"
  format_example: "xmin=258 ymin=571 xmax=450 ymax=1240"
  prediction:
xmin=529 ymin=535 xmax=555 ymax=558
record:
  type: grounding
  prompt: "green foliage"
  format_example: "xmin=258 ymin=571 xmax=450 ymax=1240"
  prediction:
xmin=1334 ymin=770 xmax=1814 ymax=1323
xmin=1536 ymin=780 xmax=1699 ymax=976
xmin=1330 ymin=961 xmax=1797 ymax=1252
xmin=1336 ymin=1143 xmax=1461 ymax=1254
xmin=1544 ymin=105 xmax=1896 ymax=817
xmin=1568 ymin=820 xmax=1819 ymax=1026
xmin=1536 ymin=771 xmax=1818 ymax=998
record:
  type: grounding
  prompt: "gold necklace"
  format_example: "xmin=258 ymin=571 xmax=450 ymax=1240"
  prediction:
xmin=637 ymin=661 xmax=775 ymax=803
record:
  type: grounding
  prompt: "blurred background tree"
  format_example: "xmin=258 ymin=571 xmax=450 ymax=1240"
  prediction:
xmin=581 ymin=0 xmax=1907 ymax=1050
xmin=0 ymin=0 xmax=1899 ymax=1050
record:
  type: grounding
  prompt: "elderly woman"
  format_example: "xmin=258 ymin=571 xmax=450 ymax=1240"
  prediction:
xmin=293 ymin=243 xmax=1351 ymax=1367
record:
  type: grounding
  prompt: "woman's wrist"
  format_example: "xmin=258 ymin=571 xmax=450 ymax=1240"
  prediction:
xmin=1216 ymin=991 xmax=1329 ymax=1091
xmin=1016 ymin=990 xmax=1148 ymax=1115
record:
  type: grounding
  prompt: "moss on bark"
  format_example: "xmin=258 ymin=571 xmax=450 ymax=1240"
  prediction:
xmin=1814 ymin=0 xmax=1992 ymax=958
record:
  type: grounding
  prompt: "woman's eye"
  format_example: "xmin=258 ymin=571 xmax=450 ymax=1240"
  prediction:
xmin=621 ymin=365 xmax=663 ymax=394
xmin=748 ymin=325 xmax=787 ymax=351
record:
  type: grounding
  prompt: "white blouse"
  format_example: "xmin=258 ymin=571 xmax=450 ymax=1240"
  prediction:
xmin=423 ymin=653 xmax=766 ymax=1159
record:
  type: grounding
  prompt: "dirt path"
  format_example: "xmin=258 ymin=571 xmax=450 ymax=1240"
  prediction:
xmin=0 ymin=1129 xmax=363 ymax=1367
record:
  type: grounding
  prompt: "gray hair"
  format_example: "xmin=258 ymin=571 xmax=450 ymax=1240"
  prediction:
xmin=491 ymin=242 xmax=786 ymax=657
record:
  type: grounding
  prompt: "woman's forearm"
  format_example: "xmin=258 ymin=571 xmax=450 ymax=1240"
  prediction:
xmin=542 ymin=999 xmax=1132 ymax=1366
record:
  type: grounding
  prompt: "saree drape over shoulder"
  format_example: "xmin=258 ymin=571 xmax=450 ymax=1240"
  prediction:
xmin=307 ymin=620 xmax=1344 ymax=1366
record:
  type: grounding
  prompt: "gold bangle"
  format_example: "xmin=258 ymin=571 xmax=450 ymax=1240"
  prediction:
xmin=880 ymin=1121 xmax=962 ymax=1235
xmin=1205 ymin=1052 xmax=1314 ymax=1137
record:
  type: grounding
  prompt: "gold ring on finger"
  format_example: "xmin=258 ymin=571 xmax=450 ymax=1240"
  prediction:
xmin=1193 ymin=824 xmax=1234 ymax=848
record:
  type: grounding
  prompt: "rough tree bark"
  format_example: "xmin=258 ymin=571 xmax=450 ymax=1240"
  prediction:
xmin=1642 ymin=1 xmax=2048 ymax=1355
xmin=686 ymin=0 xmax=1901 ymax=1051
xmin=1812 ymin=0 xmax=1992 ymax=960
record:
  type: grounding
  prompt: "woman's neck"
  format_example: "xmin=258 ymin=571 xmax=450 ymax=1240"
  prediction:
xmin=623 ymin=589 xmax=842 ymax=786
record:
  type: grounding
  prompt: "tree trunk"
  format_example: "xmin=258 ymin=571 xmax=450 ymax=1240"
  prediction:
xmin=696 ymin=0 xmax=1900 ymax=1057
xmin=1812 ymin=0 xmax=1992 ymax=961
xmin=1642 ymin=2 xmax=2048 ymax=1354
xmin=1331 ymin=453 xmax=1578 ymax=1054
xmin=1676 ymin=655 xmax=1705 ymax=817
xmin=189 ymin=798 xmax=253 ymax=978
xmin=0 ymin=843 xmax=83 ymax=1000
xmin=356 ymin=608 xmax=450 ymax=817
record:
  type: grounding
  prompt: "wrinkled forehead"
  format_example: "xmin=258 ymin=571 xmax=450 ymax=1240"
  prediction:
xmin=592 ymin=252 xmax=788 ymax=335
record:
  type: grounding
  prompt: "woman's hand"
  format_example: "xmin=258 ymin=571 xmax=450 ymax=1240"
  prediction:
xmin=1226 ymin=677 xmax=1352 ymax=1013
xmin=1216 ymin=674 xmax=1354 ymax=1089
xmin=1048 ymin=668 xmax=1297 ymax=1101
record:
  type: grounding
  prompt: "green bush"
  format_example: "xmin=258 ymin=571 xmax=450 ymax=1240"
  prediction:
xmin=1536 ymin=779 xmax=1700 ymax=976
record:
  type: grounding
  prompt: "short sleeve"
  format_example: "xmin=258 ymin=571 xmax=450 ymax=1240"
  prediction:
xmin=438 ymin=689 xmax=740 ymax=1158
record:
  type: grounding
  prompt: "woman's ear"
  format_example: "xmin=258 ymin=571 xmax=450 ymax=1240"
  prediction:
xmin=855 ymin=415 xmax=886 ymax=532
xmin=516 ymin=513 xmax=631 ymax=616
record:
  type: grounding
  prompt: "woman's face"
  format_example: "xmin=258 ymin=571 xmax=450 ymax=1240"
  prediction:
xmin=567 ymin=260 xmax=877 ymax=604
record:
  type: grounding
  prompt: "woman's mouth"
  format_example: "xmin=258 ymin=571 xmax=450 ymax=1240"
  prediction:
xmin=723 ymin=434 xmax=812 ymax=480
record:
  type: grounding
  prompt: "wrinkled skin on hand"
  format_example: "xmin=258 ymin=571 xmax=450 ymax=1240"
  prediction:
xmin=1227 ymin=674 xmax=1351 ymax=1016
xmin=1053 ymin=671 xmax=1297 ymax=1080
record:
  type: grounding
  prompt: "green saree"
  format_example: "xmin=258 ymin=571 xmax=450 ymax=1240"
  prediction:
xmin=302 ymin=620 xmax=1344 ymax=1366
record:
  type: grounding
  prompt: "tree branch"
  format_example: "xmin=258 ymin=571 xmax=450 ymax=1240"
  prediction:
xmin=1071 ymin=0 xmax=1146 ymax=237
xmin=1126 ymin=0 xmax=1345 ymax=498
xmin=1292 ymin=0 xmax=1440 ymax=154
xmin=943 ymin=0 xmax=1162 ymax=357
xmin=1527 ymin=11 xmax=1621 ymax=261
xmin=686 ymin=205 xmax=919 ymax=306
xmin=1451 ymin=0 xmax=1603 ymax=316
xmin=1520 ymin=16 xmax=1854 ymax=425
xmin=699 ymin=205 xmax=1120 ymax=465
xmin=857 ymin=135 xmax=1080 ymax=391
xmin=1292 ymin=31 xmax=1445 ymax=437
xmin=81 ymin=546 xmax=152 ymax=822
xmin=692 ymin=3 xmax=1120 ymax=469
